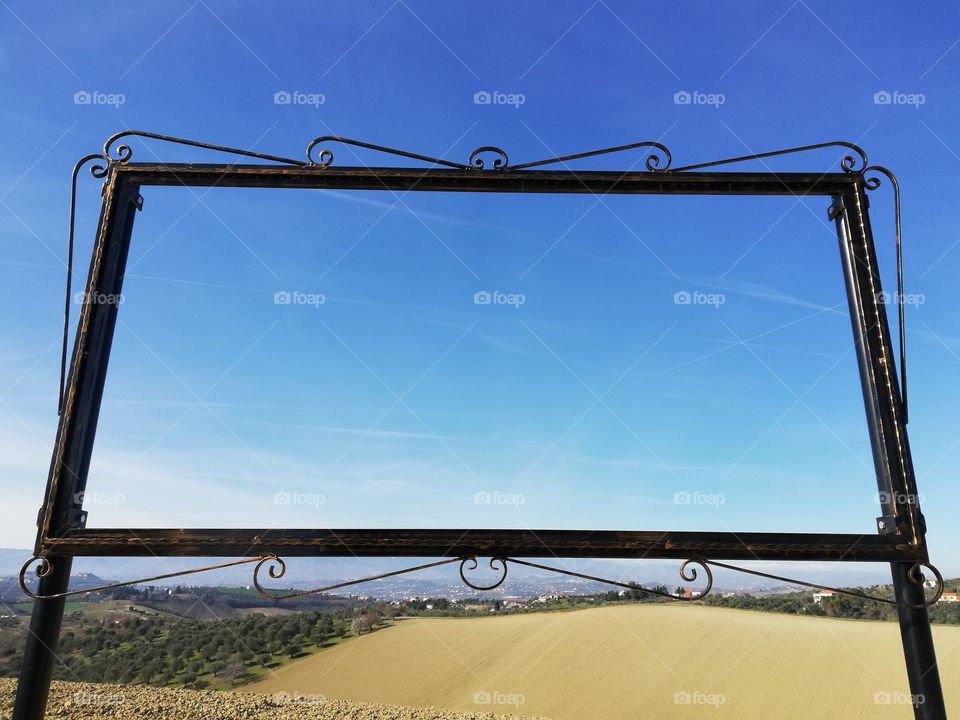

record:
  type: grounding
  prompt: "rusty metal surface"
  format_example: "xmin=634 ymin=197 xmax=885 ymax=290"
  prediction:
xmin=39 ymin=527 xmax=923 ymax=562
xmin=115 ymin=162 xmax=858 ymax=195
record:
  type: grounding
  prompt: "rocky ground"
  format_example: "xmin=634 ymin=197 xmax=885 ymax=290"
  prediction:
xmin=0 ymin=679 xmax=550 ymax=720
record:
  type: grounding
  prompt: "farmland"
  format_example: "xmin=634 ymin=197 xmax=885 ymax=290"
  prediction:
xmin=247 ymin=603 xmax=960 ymax=719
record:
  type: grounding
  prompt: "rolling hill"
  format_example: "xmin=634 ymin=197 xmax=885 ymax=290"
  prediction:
xmin=246 ymin=603 xmax=960 ymax=719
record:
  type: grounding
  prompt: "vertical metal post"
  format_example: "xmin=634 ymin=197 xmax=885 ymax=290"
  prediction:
xmin=831 ymin=187 xmax=945 ymax=720
xmin=892 ymin=562 xmax=946 ymax=718
xmin=13 ymin=172 xmax=141 ymax=720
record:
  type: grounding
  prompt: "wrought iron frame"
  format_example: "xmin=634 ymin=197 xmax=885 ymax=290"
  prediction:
xmin=13 ymin=132 xmax=946 ymax=720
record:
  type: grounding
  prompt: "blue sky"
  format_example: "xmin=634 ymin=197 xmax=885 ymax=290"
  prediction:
xmin=1 ymin=2 xmax=959 ymax=579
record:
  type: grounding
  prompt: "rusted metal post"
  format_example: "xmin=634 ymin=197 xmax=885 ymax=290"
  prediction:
xmin=832 ymin=188 xmax=945 ymax=720
xmin=13 ymin=172 xmax=141 ymax=720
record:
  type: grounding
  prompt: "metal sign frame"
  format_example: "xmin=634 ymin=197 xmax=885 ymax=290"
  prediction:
xmin=13 ymin=132 xmax=947 ymax=720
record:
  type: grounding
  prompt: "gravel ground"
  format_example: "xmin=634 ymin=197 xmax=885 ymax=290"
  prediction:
xmin=0 ymin=679 xmax=552 ymax=720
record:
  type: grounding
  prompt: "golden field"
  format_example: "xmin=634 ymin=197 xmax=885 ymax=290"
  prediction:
xmin=246 ymin=604 xmax=960 ymax=719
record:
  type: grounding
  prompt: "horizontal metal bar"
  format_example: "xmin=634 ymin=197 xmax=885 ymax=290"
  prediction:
xmin=42 ymin=528 xmax=919 ymax=562
xmin=115 ymin=163 xmax=859 ymax=195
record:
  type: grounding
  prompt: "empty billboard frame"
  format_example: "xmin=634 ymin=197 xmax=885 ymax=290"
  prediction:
xmin=12 ymin=132 xmax=947 ymax=720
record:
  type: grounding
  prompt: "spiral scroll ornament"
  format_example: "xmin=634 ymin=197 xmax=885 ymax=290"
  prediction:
xmin=459 ymin=557 xmax=509 ymax=590
xmin=468 ymin=146 xmax=509 ymax=171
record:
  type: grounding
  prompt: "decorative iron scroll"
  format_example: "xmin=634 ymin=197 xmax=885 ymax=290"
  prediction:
xmin=82 ymin=131 xmax=870 ymax=175
xmin=669 ymin=141 xmax=869 ymax=173
xmin=251 ymin=556 xmax=464 ymax=601
xmin=17 ymin=555 xmax=266 ymax=601
xmin=308 ymin=136 xmax=470 ymax=170
xmin=19 ymin=554 xmax=942 ymax=610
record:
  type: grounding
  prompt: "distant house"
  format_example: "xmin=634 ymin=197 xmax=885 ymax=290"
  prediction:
xmin=535 ymin=593 xmax=561 ymax=603
xmin=680 ymin=589 xmax=702 ymax=599
xmin=938 ymin=592 xmax=960 ymax=604
xmin=812 ymin=591 xmax=835 ymax=604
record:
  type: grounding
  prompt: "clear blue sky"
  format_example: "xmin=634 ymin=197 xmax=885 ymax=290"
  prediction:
xmin=1 ymin=2 xmax=958 ymax=578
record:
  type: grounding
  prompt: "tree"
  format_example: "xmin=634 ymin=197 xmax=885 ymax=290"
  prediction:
xmin=140 ymin=659 xmax=162 ymax=682
xmin=351 ymin=617 xmax=365 ymax=636
xmin=223 ymin=661 xmax=247 ymax=685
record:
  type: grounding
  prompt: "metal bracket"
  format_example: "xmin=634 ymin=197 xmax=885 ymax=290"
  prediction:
xmin=877 ymin=515 xmax=898 ymax=535
xmin=828 ymin=196 xmax=845 ymax=221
